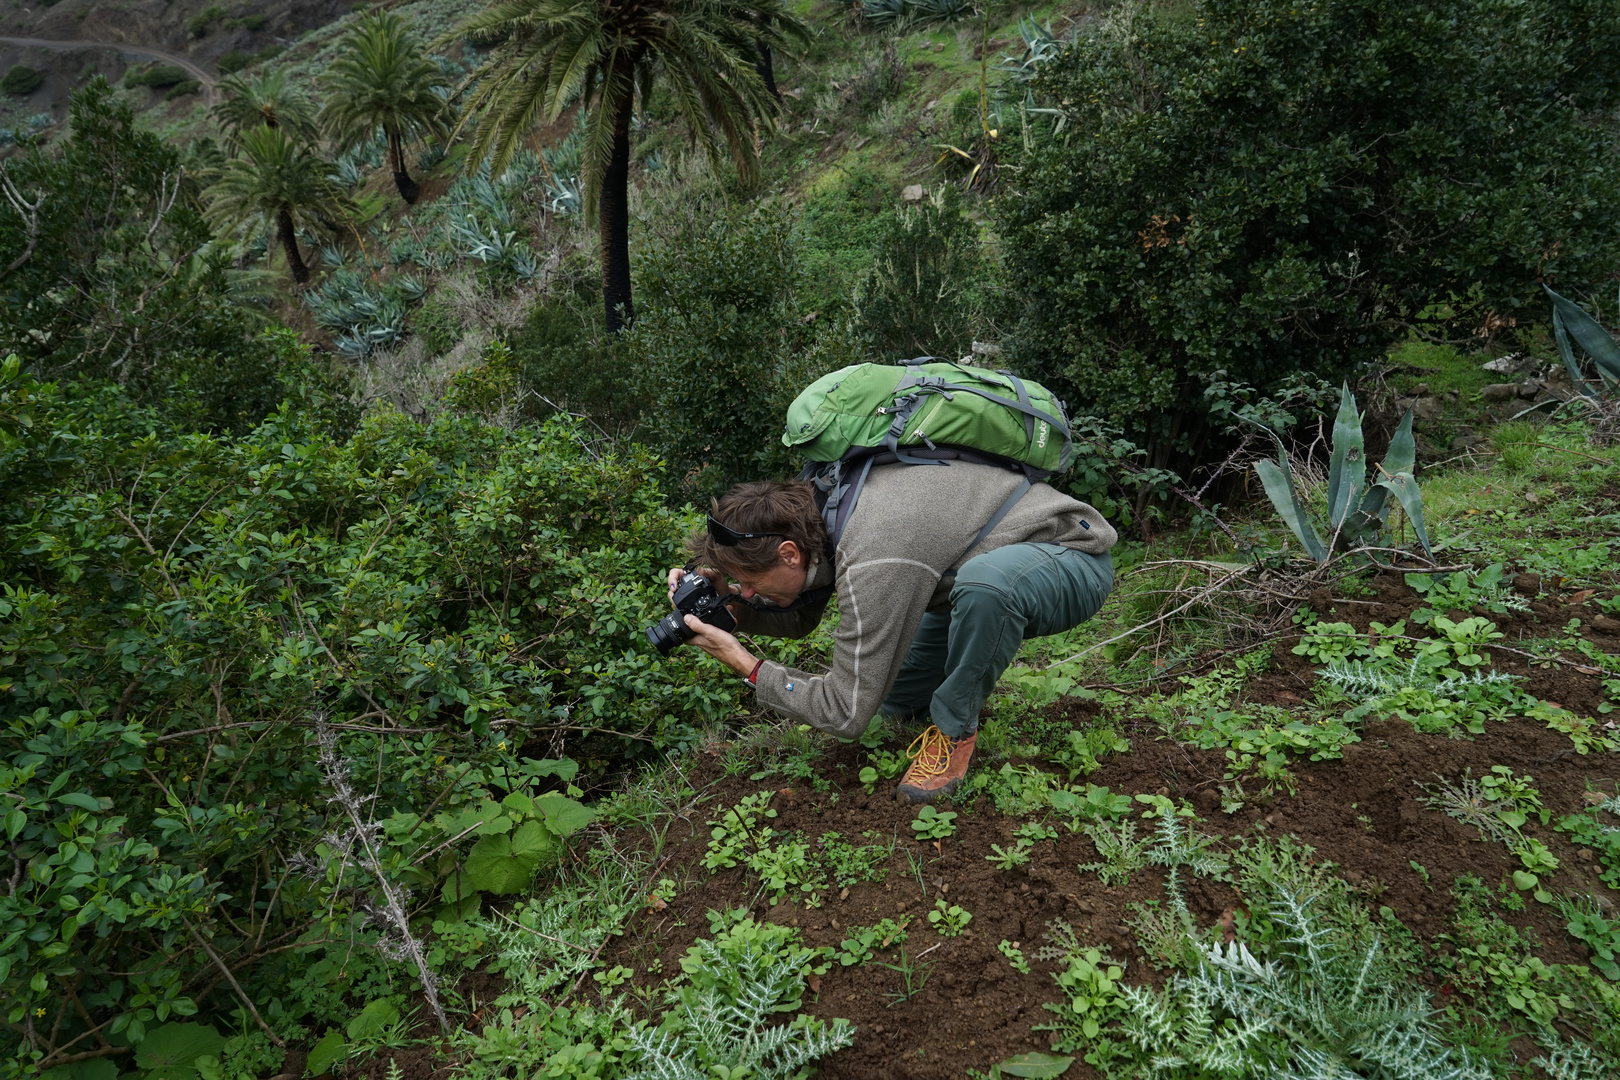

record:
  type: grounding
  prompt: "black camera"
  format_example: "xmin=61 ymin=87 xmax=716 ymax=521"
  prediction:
xmin=647 ymin=571 xmax=738 ymax=656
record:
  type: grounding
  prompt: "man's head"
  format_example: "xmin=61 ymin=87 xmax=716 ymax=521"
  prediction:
xmin=691 ymin=480 xmax=828 ymax=607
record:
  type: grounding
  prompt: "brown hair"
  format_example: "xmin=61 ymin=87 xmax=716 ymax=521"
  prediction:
xmin=688 ymin=480 xmax=828 ymax=574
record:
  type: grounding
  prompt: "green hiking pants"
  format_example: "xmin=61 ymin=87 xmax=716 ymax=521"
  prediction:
xmin=879 ymin=543 xmax=1114 ymax=738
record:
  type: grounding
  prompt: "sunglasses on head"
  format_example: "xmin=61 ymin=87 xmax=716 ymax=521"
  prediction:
xmin=706 ymin=514 xmax=785 ymax=547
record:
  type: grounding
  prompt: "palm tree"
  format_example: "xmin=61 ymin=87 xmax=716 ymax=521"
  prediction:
xmin=320 ymin=12 xmax=451 ymax=204
xmin=206 ymin=125 xmax=354 ymax=285
xmin=445 ymin=0 xmax=806 ymax=333
xmin=213 ymin=68 xmax=320 ymax=145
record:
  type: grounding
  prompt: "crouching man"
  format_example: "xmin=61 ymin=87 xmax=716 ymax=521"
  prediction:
xmin=666 ymin=458 xmax=1116 ymax=804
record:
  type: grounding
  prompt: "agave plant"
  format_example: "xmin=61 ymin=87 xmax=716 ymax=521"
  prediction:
xmin=1248 ymin=384 xmax=1433 ymax=564
xmin=1544 ymin=284 xmax=1620 ymax=399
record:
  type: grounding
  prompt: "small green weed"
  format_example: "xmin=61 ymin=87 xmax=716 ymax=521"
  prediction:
xmin=911 ymin=805 xmax=957 ymax=841
xmin=1033 ymin=921 xmax=1127 ymax=1048
xmin=1405 ymin=563 xmax=1530 ymax=624
xmin=1050 ymin=727 xmax=1130 ymax=780
xmin=1077 ymin=820 xmax=1149 ymax=886
xmin=999 ymin=939 xmax=1031 ymax=974
xmin=928 ymin=899 xmax=973 ymax=936
xmin=1556 ymin=787 xmax=1620 ymax=889
xmin=835 ymin=917 xmax=910 ymax=966
xmin=986 ymin=840 xmax=1034 ymax=870
xmin=1557 ymin=894 xmax=1620 ymax=981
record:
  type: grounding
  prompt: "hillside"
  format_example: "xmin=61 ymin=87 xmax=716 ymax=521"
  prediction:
xmin=3 ymin=1 xmax=1620 ymax=1079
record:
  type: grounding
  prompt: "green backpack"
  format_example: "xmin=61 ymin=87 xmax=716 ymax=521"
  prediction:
xmin=782 ymin=359 xmax=1074 ymax=554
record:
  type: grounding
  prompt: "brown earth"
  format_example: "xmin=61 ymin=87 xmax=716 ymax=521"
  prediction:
xmin=355 ymin=570 xmax=1618 ymax=1080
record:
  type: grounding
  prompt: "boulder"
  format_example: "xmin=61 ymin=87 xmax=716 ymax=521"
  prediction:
xmin=1481 ymin=383 xmax=1519 ymax=402
xmin=900 ymin=184 xmax=925 ymax=202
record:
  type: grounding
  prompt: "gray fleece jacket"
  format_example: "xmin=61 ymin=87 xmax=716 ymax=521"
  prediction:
xmin=734 ymin=461 xmax=1116 ymax=739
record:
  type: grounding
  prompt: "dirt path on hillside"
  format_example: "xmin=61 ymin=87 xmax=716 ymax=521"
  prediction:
xmin=0 ymin=35 xmax=217 ymax=105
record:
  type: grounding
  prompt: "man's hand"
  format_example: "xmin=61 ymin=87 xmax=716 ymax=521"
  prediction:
xmin=682 ymin=615 xmax=758 ymax=679
xmin=666 ymin=565 xmax=732 ymax=602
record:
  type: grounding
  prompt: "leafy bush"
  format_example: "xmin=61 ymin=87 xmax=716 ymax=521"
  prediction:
xmin=216 ymin=51 xmax=256 ymax=75
xmin=164 ymin=79 xmax=203 ymax=101
xmin=626 ymin=201 xmax=861 ymax=497
xmin=0 ymin=341 xmax=739 ymax=1074
xmin=1 ymin=65 xmax=42 ymax=97
xmin=123 ymin=64 xmax=189 ymax=89
xmin=0 ymin=80 xmax=290 ymax=433
xmin=853 ymin=185 xmax=986 ymax=362
xmin=998 ymin=0 xmax=1620 ymax=462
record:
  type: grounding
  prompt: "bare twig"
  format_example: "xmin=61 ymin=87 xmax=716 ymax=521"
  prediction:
xmin=313 ymin=716 xmax=451 ymax=1034
xmin=0 ymin=162 xmax=45 ymax=282
xmin=185 ymin=920 xmax=286 ymax=1047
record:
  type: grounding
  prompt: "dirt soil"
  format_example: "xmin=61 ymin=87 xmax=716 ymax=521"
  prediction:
xmin=595 ymin=573 xmax=1620 ymax=1079
xmin=355 ymin=572 xmax=1619 ymax=1080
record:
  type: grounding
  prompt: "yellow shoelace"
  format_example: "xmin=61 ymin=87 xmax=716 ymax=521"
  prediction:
xmin=903 ymin=725 xmax=955 ymax=780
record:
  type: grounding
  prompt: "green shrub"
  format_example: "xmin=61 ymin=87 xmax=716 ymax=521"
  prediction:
xmin=794 ymin=165 xmax=893 ymax=315
xmin=508 ymin=294 xmax=644 ymax=429
xmin=123 ymin=63 xmax=189 ymax=89
xmin=853 ymin=184 xmax=985 ymax=361
xmin=226 ymin=13 xmax=268 ymax=30
xmin=998 ymin=0 xmax=1620 ymax=464
xmin=186 ymin=4 xmax=227 ymax=36
xmin=164 ymin=78 xmax=202 ymax=100
xmin=626 ymin=200 xmax=862 ymax=497
xmin=0 ymin=337 xmax=738 ymax=1072
xmin=216 ymin=50 xmax=255 ymax=75
xmin=1 ymin=79 xmax=289 ymax=434
xmin=0 ymin=65 xmax=43 ymax=97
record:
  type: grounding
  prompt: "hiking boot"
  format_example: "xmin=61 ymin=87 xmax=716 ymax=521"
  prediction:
xmin=895 ymin=725 xmax=976 ymax=805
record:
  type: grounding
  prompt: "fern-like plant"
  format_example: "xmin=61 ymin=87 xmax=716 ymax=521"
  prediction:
xmin=1116 ymin=888 xmax=1491 ymax=1079
xmin=1078 ymin=819 xmax=1149 ymax=886
xmin=628 ymin=937 xmax=853 ymax=1080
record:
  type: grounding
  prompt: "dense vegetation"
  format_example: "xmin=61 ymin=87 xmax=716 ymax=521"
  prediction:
xmin=2 ymin=0 xmax=1620 ymax=1076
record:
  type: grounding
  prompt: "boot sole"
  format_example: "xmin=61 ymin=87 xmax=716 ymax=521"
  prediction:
xmin=895 ymin=776 xmax=963 ymax=805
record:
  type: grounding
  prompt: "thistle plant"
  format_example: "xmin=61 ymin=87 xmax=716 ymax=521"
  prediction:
xmin=1078 ymin=819 xmax=1150 ymax=886
xmin=1115 ymin=888 xmax=1491 ymax=1079
xmin=628 ymin=937 xmax=853 ymax=1080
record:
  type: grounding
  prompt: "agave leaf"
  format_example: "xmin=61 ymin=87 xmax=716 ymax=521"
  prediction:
xmin=1254 ymin=457 xmax=1327 ymax=562
xmin=1545 ymin=284 xmax=1620 ymax=394
xmin=1358 ymin=405 xmax=1417 ymax=527
xmin=1324 ymin=383 xmax=1365 ymax=531
xmin=1373 ymin=470 xmax=1433 ymax=561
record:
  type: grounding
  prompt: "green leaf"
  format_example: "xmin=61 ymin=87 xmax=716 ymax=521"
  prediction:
xmin=1325 ymin=382 xmax=1365 ymax=530
xmin=464 ymin=820 xmax=555 ymax=894
xmin=3 ymin=809 xmax=23 ymax=839
xmin=1372 ymin=471 xmax=1433 ymax=561
xmin=1512 ymin=870 xmax=1538 ymax=891
xmin=346 ymin=999 xmax=400 ymax=1043
xmin=304 ymin=1029 xmax=346 ymax=1078
xmin=1545 ymin=284 xmax=1620 ymax=393
xmin=135 ymin=1023 xmax=225 ymax=1072
xmin=522 ymin=757 xmax=579 ymax=781
xmin=57 ymin=792 xmax=102 ymax=812
xmin=995 ymin=1052 xmax=1075 ymax=1078
xmin=1253 ymin=457 xmax=1327 ymax=562
xmin=536 ymin=794 xmax=594 ymax=837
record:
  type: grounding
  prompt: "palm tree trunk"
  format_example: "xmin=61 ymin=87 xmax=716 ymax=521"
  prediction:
xmin=389 ymin=128 xmax=419 ymax=204
xmin=599 ymin=84 xmax=634 ymax=334
xmin=277 ymin=208 xmax=309 ymax=285
xmin=754 ymin=41 xmax=780 ymax=110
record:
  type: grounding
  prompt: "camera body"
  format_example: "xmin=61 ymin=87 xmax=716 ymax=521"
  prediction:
xmin=646 ymin=571 xmax=738 ymax=656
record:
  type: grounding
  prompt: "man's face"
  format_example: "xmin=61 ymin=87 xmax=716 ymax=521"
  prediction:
xmin=727 ymin=541 xmax=808 ymax=608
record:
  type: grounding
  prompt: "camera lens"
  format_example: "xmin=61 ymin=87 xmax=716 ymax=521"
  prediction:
xmin=645 ymin=610 xmax=694 ymax=656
